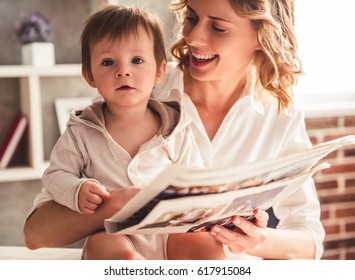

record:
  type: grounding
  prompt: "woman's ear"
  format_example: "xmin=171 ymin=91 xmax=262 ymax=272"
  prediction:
xmin=254 ymin=35 xmax=262 ymax=51
xmin=155 ymin=61 xmax=167 ymax=85
xmin=255 ymin=43 xmax=262 ymax=51
xmin=82 ymin=67 xmax=96 ymax=88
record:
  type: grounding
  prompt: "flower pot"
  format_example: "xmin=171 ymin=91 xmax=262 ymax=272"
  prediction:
xmin=21 ymin=42 xmax=55 ymax=66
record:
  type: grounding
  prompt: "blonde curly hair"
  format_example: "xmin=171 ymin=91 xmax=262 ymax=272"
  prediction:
xmin=170 ymin=0 xmax=302 ymax=111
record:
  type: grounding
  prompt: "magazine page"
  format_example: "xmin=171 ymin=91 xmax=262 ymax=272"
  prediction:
xmin=105 ymin=163 xmax=329 ymax=234
xmin=105 ymin=135 xmax=355 ymax=234
xmin=170 ymin=134 xmax=355 ymax=187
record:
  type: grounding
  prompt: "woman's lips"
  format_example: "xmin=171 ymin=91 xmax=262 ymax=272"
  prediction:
xmin=190 ymin=51 xmax=218 ymax=67
xmin=191 ymin=55 xmax=218 ymax=67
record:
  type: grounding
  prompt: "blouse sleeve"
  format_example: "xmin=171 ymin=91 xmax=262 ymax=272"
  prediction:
xmin=272 ymin=107 xmax=325 ymax=259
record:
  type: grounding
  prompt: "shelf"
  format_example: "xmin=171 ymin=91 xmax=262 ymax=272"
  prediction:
xmin=0 ymin=166 xmax=47 ymax=183
xmin=0 ymin=64 xmax=87 ymax=183
xmin=0 ymin=64 xmax=82 ymax=78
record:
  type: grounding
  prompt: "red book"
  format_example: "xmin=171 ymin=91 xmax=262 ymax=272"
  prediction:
xmin=0 ymin=115 xmax=28 ymax=168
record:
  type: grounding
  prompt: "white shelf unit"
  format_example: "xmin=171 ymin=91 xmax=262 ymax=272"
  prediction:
xmin=0 ymin=64 xmax=85 ymax=182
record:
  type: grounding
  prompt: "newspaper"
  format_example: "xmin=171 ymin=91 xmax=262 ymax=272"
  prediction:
xmin=105 ymin=135 xmax=355 ymax=234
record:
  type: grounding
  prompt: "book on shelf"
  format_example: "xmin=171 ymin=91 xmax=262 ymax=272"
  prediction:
xmin=0 ymin=115 xmax=28 ymax=169
xmin=105 ymin=135 xmax=355 ymax=235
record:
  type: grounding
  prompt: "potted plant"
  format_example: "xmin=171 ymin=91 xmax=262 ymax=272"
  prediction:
xmin=16 ymin=13 xmax=55 ymax=66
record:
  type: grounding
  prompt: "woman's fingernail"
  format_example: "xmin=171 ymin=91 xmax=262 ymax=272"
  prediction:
xmin=234 ymin=217 xmax=241 ymax=224
xmin=212 ymin=226 xmax=221 ymax=233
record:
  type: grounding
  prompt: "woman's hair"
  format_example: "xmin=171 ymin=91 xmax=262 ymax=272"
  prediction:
xmin=81 ymin=5 xmax=166 ymax=80
xmin=170 ymin=0 xmax=302 ymax=111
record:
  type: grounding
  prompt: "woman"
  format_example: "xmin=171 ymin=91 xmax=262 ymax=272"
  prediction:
xmin=24 ymin=0 xmax=325 ymax=259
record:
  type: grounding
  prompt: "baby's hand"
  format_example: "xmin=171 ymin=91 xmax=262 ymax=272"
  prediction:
xmin=78 ymin=181 xmax=111 ymax=215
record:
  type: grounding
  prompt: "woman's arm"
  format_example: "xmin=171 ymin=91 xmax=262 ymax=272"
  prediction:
xmin=24 ymin=200 xmax=101 ymax=249
xmin=252 ymin=227 xmax=316 ymax=259
xmin=24 ymin=187 xmax=139 ymax=249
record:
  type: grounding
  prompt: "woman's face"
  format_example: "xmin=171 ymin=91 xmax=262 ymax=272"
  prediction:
xmin=182 ymin=0 xmax=259 ymax=82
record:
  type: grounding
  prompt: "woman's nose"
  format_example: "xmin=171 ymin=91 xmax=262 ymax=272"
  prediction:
xmin=184 ymin=22 xmax=207 ymax=47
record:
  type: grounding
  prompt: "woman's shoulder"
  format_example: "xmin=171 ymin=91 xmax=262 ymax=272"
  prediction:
xmin=152 ymin=62 xmax=183 ymax=100
xmin=257 ymin=93 xmax=305 ymax=122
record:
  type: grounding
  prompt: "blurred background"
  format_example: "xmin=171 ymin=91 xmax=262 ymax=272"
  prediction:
xmin=0 ymin=0 xmax=354 ymax=259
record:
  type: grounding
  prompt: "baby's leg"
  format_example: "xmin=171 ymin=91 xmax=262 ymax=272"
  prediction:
xmin=84 ymin=230 xmax=139 ymax=260
xmin=167 ymin=232 xmax=227 ymax=260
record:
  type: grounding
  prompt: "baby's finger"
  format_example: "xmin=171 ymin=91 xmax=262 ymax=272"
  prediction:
xmin=87 ymin=192 xmax=104 ymax=205
xmin=82 ymin=207 xmax=95 ymax=215
xmin=80 ymin=200 xmax=97 ymax=215
xmin=91 ymin=184 xmax=111 ymax=200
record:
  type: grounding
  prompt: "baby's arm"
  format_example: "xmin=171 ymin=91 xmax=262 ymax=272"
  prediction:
xmin=79 ymin=181 xmax=111 ymax=215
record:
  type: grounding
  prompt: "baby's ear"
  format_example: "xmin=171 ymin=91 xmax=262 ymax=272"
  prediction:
xmin=155 ymin=61 xmax=167 ymax=85
xmin=82 ymin=67 xmax=96 ymax=88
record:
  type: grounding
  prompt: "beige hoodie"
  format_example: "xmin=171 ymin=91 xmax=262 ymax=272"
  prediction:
xmin=41 ymin=92 xmax=204 ymax=213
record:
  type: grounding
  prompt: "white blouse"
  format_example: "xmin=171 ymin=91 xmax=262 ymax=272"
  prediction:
xmin=152 ymin=63 xmax=325 ymax=259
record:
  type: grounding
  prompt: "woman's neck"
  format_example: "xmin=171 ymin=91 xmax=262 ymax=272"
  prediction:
xmin=183 ymin=70 xmax=246 ymax=112
xmin=183 ymin=71 xmax=247 ymax=140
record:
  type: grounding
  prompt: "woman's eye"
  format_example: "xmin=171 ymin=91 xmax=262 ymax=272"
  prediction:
xmin=131 ymin=57 xmax=143 ymax=64
xmin=212 ymin=25 xmax=226 ymax=33
xmin=185 ymin=16 xmax=198 ymax=25
xmin=102 ymin=59 xmax=114 ymax=66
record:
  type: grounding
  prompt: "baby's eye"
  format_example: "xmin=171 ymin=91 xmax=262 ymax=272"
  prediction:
xmin=102 ymin=59 xmax=114 ymax=66
xmin=131 ymin=57 xmax=143 ymax=64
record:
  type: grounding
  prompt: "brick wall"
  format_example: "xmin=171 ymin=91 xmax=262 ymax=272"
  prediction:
xmin=305 ymin=115 xmax=355 ymax=259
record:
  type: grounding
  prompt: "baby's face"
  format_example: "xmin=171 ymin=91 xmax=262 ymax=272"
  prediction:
xmin=87 ymin=27 xmax=163 ymax=109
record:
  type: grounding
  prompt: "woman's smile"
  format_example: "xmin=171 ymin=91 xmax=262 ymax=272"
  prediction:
xmin=190 ymin=49 xmax=218 ymax=67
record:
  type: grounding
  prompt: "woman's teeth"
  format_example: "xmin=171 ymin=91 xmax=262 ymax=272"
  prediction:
xmin=192 ymin=53 xmax=217 ymax=61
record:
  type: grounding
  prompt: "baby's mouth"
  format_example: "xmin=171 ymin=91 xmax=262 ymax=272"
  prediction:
xmin=117 ymin=85 xmax=133 ymax=90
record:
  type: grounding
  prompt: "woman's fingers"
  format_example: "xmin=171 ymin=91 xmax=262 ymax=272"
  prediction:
xmin=253 ymin=208 xmax=269 ymax=228
xmin=210 ymin=227 xmax=247 ymax=253
xmin=210 ymin=210 xmax=269 ymax=254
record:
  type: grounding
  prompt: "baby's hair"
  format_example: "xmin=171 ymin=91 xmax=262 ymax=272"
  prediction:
xmin=81 ymin=5 xmax=166 ymax=81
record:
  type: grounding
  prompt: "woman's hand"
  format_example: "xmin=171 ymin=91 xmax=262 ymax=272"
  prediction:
xmin=210 ymin=209 xmax=269 ymax=254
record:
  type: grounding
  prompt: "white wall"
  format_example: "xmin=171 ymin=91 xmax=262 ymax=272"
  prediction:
xmin=106 ymin=0 xmax=175 ymax=51
xmin=294 ymin=1 xmax=355 ymax=106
